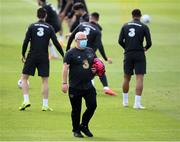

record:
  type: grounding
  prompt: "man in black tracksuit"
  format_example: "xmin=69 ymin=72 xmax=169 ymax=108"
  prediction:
xmin=62 ymin=32 xmax=97 ymax=138
xmin=19 ymin=8 xmax=64 ymax=111
xmin=118 ymin=9 xmax=152 ymax=109
xmin=66 ymin=12 xmax=117 ymax=96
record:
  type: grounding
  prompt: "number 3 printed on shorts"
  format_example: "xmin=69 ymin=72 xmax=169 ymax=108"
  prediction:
xmin=128 ymin=28 xmax=135 ymax=37
xmin=37 ymin=27 xmax=44 ymax=37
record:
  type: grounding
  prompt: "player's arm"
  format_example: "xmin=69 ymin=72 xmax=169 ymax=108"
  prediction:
xmin=22 ymin=26 xmax=31 ymax=62
xmin=62 ymin=63 xmax=69 ymax=93
xmin=50 ymin=27 xmax=64 ymax=57
xmin=118 ymin=26 xmax=125 ymax=49
xmin=144 ymin=25 xmax=152 ymax=50
xmin=95 ymin=32 xmax=108 ymax=61
xmin=62 ymin=51 xmax=71 ymax=93
xmin=59 ymin=0 xmax=72 ymax=20
xmin=66 ymin=24 xmax=80 ymax=51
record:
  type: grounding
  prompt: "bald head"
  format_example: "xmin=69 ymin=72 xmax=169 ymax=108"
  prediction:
xmin=75 ymin=32 xmax=87 ymax=41
xmin=75 ymin=32 xmax=88 ymax=49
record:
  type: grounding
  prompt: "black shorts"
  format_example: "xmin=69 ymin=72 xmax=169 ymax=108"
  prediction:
xmin=123 ymin=52 xmax=146 ymax=75
xmin=22 ymin=54 xmax=49 ymax=77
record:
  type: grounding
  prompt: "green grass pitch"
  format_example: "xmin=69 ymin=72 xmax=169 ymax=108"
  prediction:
xmin=0 ymin=0 xmax=180 ymax=141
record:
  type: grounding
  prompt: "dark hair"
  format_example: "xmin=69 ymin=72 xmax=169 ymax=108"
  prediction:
xmin=73 ymin=2 xmax=84 ymax=11
xmin=39 ymin=0 xmax=46 ymax=2
xmin=132 ymin=9 xmax=142 ymax=17
xmin=91 ymin=12 xmax=99 ymax=21
xmin=37 ymin=8 xmax=47 ymax=19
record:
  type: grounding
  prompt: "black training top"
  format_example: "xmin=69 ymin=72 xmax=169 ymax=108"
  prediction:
xmin=118 ymin=19 xmax=152 ymax=54
xmin=22 ymin=20 xmax=64 ymax=57
xmin=64 ymin=47 xmax=96 ymax=90
xmin=70 ymin=13 xmax=89 ymax=32
xmin=66 ymin=22 xmax=108 ymax=61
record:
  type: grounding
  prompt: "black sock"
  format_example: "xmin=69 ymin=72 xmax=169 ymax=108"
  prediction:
xmin=99 ymin=74 xmax=108 ymax=87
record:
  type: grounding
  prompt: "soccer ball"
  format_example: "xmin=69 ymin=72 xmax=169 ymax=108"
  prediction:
xmin=141 ymin=14 xmax=151 ymax=24
xmin=17 ymin=79 xmax=29 ymax=89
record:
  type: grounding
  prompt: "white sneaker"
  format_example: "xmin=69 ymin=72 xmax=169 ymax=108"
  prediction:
xmin=123 ymin=102 xmax=128 ymax=107
xmin=133 ymin=104 xmax=146 ymax=109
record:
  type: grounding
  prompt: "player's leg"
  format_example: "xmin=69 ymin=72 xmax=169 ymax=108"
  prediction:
xmin=41 ymin=77 xmax=53 ymax=111
xmin=18 ymin=74 xmax=23 ymax=89
xmin=69 ymin=87 xmax=84 ymax=138
xmin=18 ymin=74 xmax=29 ymax=89
xmin=91 ymin=80 xmax=95 ymax=86
xmin=122 ymin=74 xmax=131 ymax=107
xmin=19 ymin=56 xmax=35 ymax=110
xmin=122 ymin=74 xmax=131 ymax=93
xmin=56 ymin=21 xmax=64 ymax=46
xmin=19 ymin=74 xmax=31 ymax=110
xmin=99 ymin=74 xmax=117 ymax=96
xmin=133 ymin=52 xmax=146 ymax=109
xmin=49 ymin=42 xmax=59 ymax=59
xmin=80 ymin=87 xmax=97 ymax=137
xmin=36 ymin=58 xmax=52 ymax=111
xmin=22 ymin=74 xmax=29 ymax=95
xmin=65 ymin=11 xmax=76 ymax=33
xmin=49 ymin=20 xmax=65 ymax=59
xmin=122 ymin=54 xmax=133 ymax=107
xmin=133 ymin=74 xmax=145 ymax=109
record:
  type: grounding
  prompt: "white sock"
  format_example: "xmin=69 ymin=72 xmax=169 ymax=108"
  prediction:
xmin=91 ymin=80 xmax=95 ymax=86
xmin=23 ymin=94 xmax=29 ymax=103
xmin=122 ymin=93 xmax=128 ymax=104
xmin=134 ymin=95 xmax=141 ymax=106
xmin=103 ymin=86 xmax=109 ymax=90
xmin=58 ymin=35 xmax=64 ymax=41
xmin=49 ymin=44 xmax=59 ymax=58
xmin=43 ymin=99 xmax=48 ymax=107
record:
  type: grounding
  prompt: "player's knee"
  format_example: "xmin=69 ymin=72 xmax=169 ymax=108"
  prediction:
xmin=72 ymin=107 xmax=81 ymax=114
xmin=22 ymin=74 xmax=29 ymax=80
xmin=136 ymin=86 xmax=143 ymax=93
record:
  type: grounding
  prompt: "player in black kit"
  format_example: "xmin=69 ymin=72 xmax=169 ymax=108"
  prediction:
xmin=59 ymin=0 xmax=73 ymax=21
xmin=66 ymin=12 xmax=117 ymax=96
xmin=18 ymin=0 xmax=61 ymax=87
xmin=62 ymin=32 xmax=97 ymax=138
xmin=58 ymin=0 xmax=88 ymax=33
xmin=38 ymin=0 xmax=61 ymax=33
xmin=19 ymin=8 xmax=64 ymax=111
xmin=70 ymin=2 xmax=89 ymax=32
xmin=118 ymin=9 xmax=152 ymax=109
xmin=38 ymin=0 xmax=63 ymax=59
